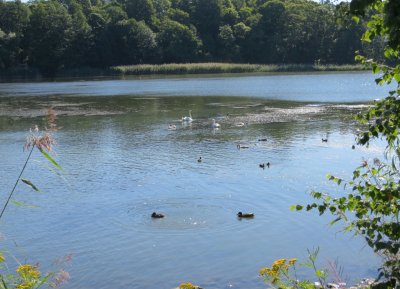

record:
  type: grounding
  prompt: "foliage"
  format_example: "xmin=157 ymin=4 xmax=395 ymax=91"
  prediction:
xmin=111 ymin=62 xmax=366 ymax=75
xmin=0 ymin=0 xmax=384 ymax=76
xmin=0 ymin=108 xmax=68 ymax=289
xmin=0 ymin=252 xmax=70 ymax=289
xmin=293 ymin=0 xmax=400 ymax=287
xmin=259 ymin=249 xmax=327 ymax=289
xmin=179 ymin=283 xmax=196 ymax=289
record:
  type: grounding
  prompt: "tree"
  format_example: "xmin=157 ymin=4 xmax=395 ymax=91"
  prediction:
xmin=157 ymin=20 xmax=201 ymax=62
xmin=124 ymin=0 xmax=156 ymax=24
xmin=24 ymin=1 xmax=73 ymax=75
xmin=0 ymin=0 xmax=30 ymax=34
xmin=95 ymin=19 xmax=156 ymax=66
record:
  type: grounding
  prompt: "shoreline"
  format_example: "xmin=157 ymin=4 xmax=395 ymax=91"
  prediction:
xmin=0 ymin=63 xmax=367 ymax=83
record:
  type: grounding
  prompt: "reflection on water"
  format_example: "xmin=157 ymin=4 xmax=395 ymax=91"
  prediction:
xmin=0 ymin=73 xmax=386 ymax=289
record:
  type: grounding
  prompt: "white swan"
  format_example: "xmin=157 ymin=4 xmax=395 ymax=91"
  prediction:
xmin=211 ymin=118 xmax=220 ymax=129
xmin=182 ymin=110 xmax=193 ymax=122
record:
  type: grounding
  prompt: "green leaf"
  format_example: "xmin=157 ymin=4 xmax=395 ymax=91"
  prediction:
xmin=0 ymin=275 xmax=8 ymax=289
xmin=40 ymin=149 xmax=64 ymax=171
xmin=21 ymin=178 xmax=40 ymax=192
xmin=329 ymin=217 xmax=341 ymax=225
xmin=352 ymin=15 xmax=360 ymax=23
xmin=315 ymin=270 xmax=326 ymax=278
xmin=12 ymin=200 xmax=39 ymax=208
xmin=36 ymin=272 xmax=54 ymax=289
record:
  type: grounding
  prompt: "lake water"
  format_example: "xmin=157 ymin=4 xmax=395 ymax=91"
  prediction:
xmin=0 ymin=72 xmax=391 ymax=289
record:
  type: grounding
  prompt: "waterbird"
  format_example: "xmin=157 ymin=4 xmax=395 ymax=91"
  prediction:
xmin=182 ymin=110 xmax=193 ymax=123
xmin=168 ymin=124 xmax=177 ymax=130
xmin=322 ymin=138 xmax=328 ymax=142
xmin=258 ymin=138 xmax=267 ymax=142
xmin=151 ymin=212 xmax=164 ymax=218
xmin=266 ymin=162 xmax=270 ymax=168
xmin=352 ymin=145 xmax=355 ymax=150
xmin=237 ymin=144 xmax=249 ymax=149
xmin=259 ymin=163 xmax=265 ymax=169
xmin=237 ymin=212 xmax=254 ymax=218
xmin=235 ymin=122 xmax=245 ymax=127
xmin=211 ymin=119 xmax=220 ymax=129
xmin=198 ymin=157 xmax=202 ymax=163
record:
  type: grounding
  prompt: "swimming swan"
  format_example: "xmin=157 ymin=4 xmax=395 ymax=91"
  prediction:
xmin=182 ymin=110 xmax=193 ymax=122
xmin=211 ymin=119 xmax=220 ymax=128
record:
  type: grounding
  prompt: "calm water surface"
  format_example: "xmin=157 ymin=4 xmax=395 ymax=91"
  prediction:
xmin=0 ymin=72 xmax=391 ymax=289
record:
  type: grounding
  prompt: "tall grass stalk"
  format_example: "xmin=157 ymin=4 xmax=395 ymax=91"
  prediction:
xmin=0 ymin=145 xmax=35 ymax=220
xmin=111 ymin=63 xmax=367 ymax=76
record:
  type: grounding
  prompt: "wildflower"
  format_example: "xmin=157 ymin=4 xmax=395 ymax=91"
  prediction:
xmin=272 ymin=259 xmax=285 ymax=266
xmin=24 ymin=108 xmax=57 ymax=152
xmin=281 ymin=264 xmax=290 ymax=271
xmin=259 ymin=267 xmax=271 ymax=276
xmin=272 ymin=258 xmax=286 ymax=267
xmin=288 ymin=258 xmax=297 ymax=266
xmin=179 ymin=282 xmax=196 ymax=289
xmin=16 ymin=282 xmax=35 ymax=289
xmin=16 ymin=264 xmax=41 ymax=279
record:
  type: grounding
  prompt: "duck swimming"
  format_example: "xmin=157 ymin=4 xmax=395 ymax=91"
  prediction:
xmin=198 ymin=157 xmax=202 ymax=163
xmin=322 ymin=138 xmax=328 ymax=142
xmin=151 ymin=212 xmax=164 ymax=218
xmin=237 ymin=144 xmax=249 ymax=149
xmin=237 ymin=212 xmax=254 ymax=218
xmin=182 ymin=110 xmax=193 ymax=123
xmin=168 ymin=124 xmax=177 ymax=130
xmin=259 ymin=163 xmax=265 ymax=169
xmin=211 ymin=119 xmax=221 ymax=128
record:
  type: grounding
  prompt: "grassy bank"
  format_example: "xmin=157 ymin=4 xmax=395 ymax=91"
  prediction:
xmin=0 ymin=63 xmax=367 ymax=82
xmin=111 ymin=63 xmax=367 ymax=75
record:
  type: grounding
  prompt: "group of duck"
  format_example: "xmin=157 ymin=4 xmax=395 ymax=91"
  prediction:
xmin=151 ymin=211 xmax=255 ymax=219
xmin=159 ymin=110 xmax=268 ymax=221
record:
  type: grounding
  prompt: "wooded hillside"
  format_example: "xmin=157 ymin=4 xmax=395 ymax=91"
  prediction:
xmin=0 ymin=0 xmax=382 ymax=75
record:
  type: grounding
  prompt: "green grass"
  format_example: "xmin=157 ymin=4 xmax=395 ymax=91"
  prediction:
xmin=0 ymin=63 xmax=367 ymax=82
xmin=111 ymin=62 xmax=367 ymax=75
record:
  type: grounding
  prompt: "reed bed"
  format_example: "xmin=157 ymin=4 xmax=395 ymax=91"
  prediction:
xmin=111 ymin=63 xmax=366 ymax=75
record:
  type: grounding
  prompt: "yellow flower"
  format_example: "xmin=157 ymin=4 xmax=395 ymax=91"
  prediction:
xmin=281 ymin=264 xmax=289 ymax=271
xmin=179 ymin=282 xmax=195 ymax=289
xmin=272 ymin=258 xmax=286 ymax=267
xmin=259 ymin=267 xmax=270 ymax=276
xmin=0 ymin=253 xmax=5 ymax=263
xmin=16 ymin=282 xmax=35 ymax=289
xmin=288 ymin=258 xmax=297 ymax=266
xmin=16 ymin=264 xmax=41 ymax=279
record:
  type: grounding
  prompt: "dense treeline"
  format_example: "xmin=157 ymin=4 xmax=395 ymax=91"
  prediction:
xmin=0 ymin=0 xmax=380 ymax=76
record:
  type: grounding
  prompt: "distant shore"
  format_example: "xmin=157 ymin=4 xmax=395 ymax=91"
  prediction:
xmin=0 ymin=63 xmax=367 ymax=82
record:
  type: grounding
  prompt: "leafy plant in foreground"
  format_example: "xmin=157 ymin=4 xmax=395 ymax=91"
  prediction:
xmin=0 ymin=108 xmax=69 ymax=289
xmin=294 ymin=0 xmax=400 ymax=286
xmin=259 ymin=248 xmax=328 ymax=289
